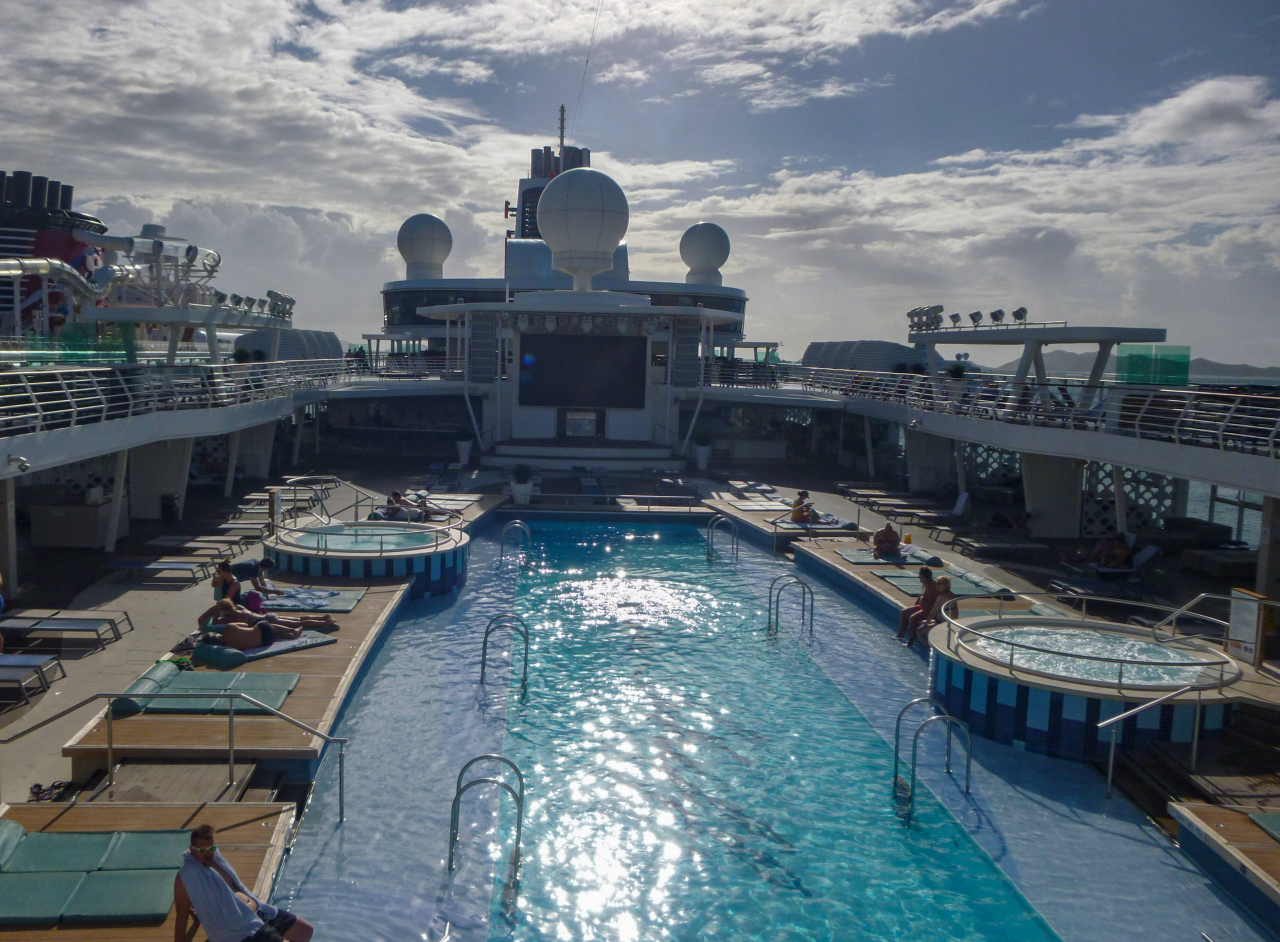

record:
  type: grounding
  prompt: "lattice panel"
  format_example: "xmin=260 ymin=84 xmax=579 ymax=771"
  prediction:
xmin=1081 ymin=462 xmax=1181 ymax=537
xmin=960 ymin=442 xmax=1021 ymax=486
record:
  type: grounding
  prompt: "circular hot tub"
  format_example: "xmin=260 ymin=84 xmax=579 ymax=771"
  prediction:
xmin=932 ymin=614 xmax=1240 ymax=762
xmin=264 ymin=520 xmax=470 ymax=598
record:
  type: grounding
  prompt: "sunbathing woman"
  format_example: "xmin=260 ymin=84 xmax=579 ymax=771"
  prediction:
xmin=909 ymin=575 xmax=958 ymax=649
xmin=896 ymin=567 xmax=938 ymax=642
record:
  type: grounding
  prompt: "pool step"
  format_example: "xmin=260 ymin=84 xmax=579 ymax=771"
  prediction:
xmin=1107 ymin=747 xmax=1200 ymax=837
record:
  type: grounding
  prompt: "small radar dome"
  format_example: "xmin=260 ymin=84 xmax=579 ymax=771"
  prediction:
xmin=397 ymin=214 xmax=452 ymax=280
xmin=536 ymin=168 xmax=629 ymax=291
xmin=680 ymin=222 xmax=730 ymax=286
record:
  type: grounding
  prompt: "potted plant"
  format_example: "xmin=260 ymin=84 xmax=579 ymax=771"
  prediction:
xmin=691 ymin=430 xmax=714 ymax=471
xmin=945 ymin=363 xmax=967 ymax=403
xmin=511 ymin=464 xmax=534 ymax=505
xmin=455 ymin=429 xmax=474 ymax=465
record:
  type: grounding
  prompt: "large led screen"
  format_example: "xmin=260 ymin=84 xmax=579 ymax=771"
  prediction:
xmin=518 ymin=334 xmax=647 ymax=409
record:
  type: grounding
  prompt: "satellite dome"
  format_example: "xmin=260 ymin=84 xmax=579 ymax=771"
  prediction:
xmin=536 ymin=168 xmax=628 ymax=291
xmin=680 ymin=222 xmax=730 ymax=286
xmin=397 ymin=213 xmax=452 ymax=280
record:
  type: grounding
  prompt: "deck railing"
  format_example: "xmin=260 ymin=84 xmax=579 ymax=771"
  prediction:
xmin=703 ymin=364 xmax=1280 ymax=462
xmin=0 ymin=359 xmax=357 ymax=439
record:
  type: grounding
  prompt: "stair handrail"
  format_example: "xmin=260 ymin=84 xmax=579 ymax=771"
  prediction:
xmin=499 ymin=520 xmax=532 ymax=563
xmin=480 ymin=614 xmax=530 ymax=686
xmin=767 ymin=576 xmax=814 ymax=634
xmin=1097 ymin=684 xmax=1197 ymax=798
xmin=906 ymin=715 xmax=972 ymax=826
xmin=706 ymin=514 xmax=739 ymax=561
xmin=892 ymin=697 xmax=949 ymax=783
xmin=0 ymin=690 xmax=349 ymax=820
xmin=448 ymin=755 xmax=525 ymax=872
xmin=1144 ymin=591 xmax=1279 ymax=642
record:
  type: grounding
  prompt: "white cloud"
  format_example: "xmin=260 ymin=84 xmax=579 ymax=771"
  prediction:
xmin=595 ymin=60 xmax=649 ymax=85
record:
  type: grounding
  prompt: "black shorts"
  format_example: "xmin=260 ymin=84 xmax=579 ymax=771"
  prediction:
xmin=257 ymin=622 xmax=276 ymax=647
xmin=268 ymin=909 xmax=297 ymax=935
xmin=239 ymin=909 xmax=296 ymax=942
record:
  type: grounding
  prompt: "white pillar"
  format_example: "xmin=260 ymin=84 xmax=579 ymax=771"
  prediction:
xmin=904 ymin=430 xmax=954 ymax=493
xmin=104 ymin=450 xmax=128 ymax=552
xmin=238 ymin=421 xmax=277 ymax=479
xmin=954 ymin=441 xmax=967 ymax=494
xmin=291 ymin=409 xmax=304 ymax=466
xmin=1021 ymin=453 xmax=1084 ymax=538
xmin=206 ymin=328 xmax=221 ymax=365
xmin=0 ymin=478 xmax=16 ymax=596
xmin=268 ymin=328 xmax=282 ymax=362
xmin=1081 ymin=340 xmax=1114 ymax=408
xmin=224 ymin=430 xmax=241 ymax=498
xmin=1257 ymin=497 xmax=1280 ymax=598
xmin=128 ymin=437 xmax=194 ymax=519
xmin=166 ymin=328 xmax=181 ymax=366
xmin=1111 ymin=464 xmax=1129 ymax=535
xmin=863 ymin=415 xmax=875 ymax=478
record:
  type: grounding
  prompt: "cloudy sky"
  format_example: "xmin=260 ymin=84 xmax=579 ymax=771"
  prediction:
xmin=4 ymin=0 xmax=1279 ymax=363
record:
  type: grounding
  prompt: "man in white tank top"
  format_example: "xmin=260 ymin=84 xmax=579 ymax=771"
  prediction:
xmin=174 ymin=824 xmax=314 ymax=942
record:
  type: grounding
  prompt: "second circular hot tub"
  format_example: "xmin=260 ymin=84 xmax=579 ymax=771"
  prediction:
xmin=264 ymin=520 xmax=470 ymax=598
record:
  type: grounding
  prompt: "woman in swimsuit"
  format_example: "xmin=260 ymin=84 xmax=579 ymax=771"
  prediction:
xmin=196 ymin=600 xmax=338 ymax=650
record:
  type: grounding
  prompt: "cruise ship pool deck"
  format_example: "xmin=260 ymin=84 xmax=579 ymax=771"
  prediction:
xmin=271 ymin=519 xmax=1274 ymax=942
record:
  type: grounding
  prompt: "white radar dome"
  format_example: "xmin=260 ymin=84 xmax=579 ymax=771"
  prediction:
xmin=536 ymin=167 xmax=629 ymax=291
xmin=397 ymin=213 xmax=452 ymax=280
xmin=680 ymin=222 xmax=730 ymax=286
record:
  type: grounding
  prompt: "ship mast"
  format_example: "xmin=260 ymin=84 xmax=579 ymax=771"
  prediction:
xmin=558 ymin=104 xmax=566 ymax=161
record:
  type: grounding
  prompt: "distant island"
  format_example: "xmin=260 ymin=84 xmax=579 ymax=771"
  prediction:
xmin=986 ymin=350 xmax=1280 ymax=379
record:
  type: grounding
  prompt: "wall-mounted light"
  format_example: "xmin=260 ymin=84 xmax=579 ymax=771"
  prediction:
xmin=8 ymin=456 xmax=31 ymax=473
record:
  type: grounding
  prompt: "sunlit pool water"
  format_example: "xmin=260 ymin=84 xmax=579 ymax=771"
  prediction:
xmin=972 ymin=626 xmax=1207 ymax=686
xmin=274 ymin=522 xmax=1059 ymax=942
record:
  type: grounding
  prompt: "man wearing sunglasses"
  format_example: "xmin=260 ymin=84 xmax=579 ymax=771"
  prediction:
xmin=174 ymin=824 xmax=314 ymax=942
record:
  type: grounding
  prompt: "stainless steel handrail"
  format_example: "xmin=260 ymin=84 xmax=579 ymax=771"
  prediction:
xmin=1144 ymin=592 xmax=1280 ymax=641
xmin=893 ymin=697 xmax=949 ymax=783
xmin=480 ymin=614 xmax=530 ymax=686
xmin=906 ymin=715 xmax=972 ymax=826
xmin=767 ymin=576 xmax=814 ymax=634
xmin=448 ymin=755 xmax=525 ymax=873
xmin=499 ymin=520 xmax=532 ymax=563
xmin=1097 ymin=685 xmax=1197 ymax=798
xmin=706 ymin=514 xmax=739 ymax=561
xmin=0 ymin=690 xmax=349 ymax=819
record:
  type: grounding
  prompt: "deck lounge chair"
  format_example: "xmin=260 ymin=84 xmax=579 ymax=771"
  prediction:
xmin=906 ymin=492 xmax=970 ymax=527
xmin=0 ymin=616 xmax=123 ymax=650
xmin=0 ymin=653 xmax=65 ymax=689
xmin=1061 ymin=544 xmax=1161 ymax=580
xmin=105 ymin=558 xmax=212 ymax=584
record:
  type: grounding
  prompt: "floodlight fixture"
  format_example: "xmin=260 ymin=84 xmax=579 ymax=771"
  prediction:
xmin=1012 ymin=306 xmax=1028 ymax=323
xmin=230 ymin=294 xmax=244 ymax=308
xmin=968 ymin=311 xmax=982 ymax=326
xmin=949 ymin=313 xmax=961 ymax=327
xmin=989 ymin=308 xmax=1005 ymax=324
xmin=213 ymin=291 xmax=228 ymax=306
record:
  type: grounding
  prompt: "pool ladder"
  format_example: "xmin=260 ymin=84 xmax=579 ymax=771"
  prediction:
xmin=480 ymin=613 xmax=530 ymax=687
xmin=448 ymin=754 xmax=525 ymax=876
xmin=706 ymin=513 xmax=739 ymax=561
xmin=499 ymin=520 xmax=532 ymax=563
xmin=893 ymin=697 xmax=971 ymax=826
xmin=767 ymin=575 xmax=814 ymax=634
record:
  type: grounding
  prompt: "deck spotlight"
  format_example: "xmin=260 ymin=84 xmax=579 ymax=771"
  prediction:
xmin=230 ymin=294 xmax=243 ymax=308
xmin=8 ymin=456 xmax=31 ymax=473
xmin=989 ymin=308 xmax=1005 ymax=324
xmin=242 ymin=297 xmax=256 ymax=310
xmin=949 ymin=313 xmax=961 ymax=327
xmin=257 ymin=298 xmax=269 ymax=312
xmin=213 ymin=291 xmax=228 ymax=306
xmin=968 ymin=311 xmax=982 ymax=326
xmin=1012 ymin=306 xmax=1028 ymax=323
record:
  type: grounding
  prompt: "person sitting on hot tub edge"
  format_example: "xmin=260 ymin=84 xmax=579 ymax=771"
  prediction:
xmin=231 ymin=558 xmax=284 ymax=598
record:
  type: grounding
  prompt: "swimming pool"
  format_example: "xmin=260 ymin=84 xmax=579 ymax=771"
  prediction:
xmin=273 ymin=522 xmax=1059 ymax=941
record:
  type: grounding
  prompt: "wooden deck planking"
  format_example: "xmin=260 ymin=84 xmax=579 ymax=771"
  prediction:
xmin=87 ymin=760 xmax=256 ymax=804
xmin=0 ymin=803 xmax=294 ymax=942
xmin=64 ymin=581 xmax=410 ymax=764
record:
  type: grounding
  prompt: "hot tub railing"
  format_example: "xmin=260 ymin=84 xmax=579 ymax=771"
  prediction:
xmin=1099 ymin=685 xmax=1198 ymax=798
xmin=937 ymin=593 xmax=1240 ymax=693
